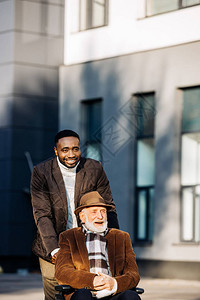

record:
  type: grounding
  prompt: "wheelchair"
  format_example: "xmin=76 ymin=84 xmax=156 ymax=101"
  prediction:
xmin=55 ymin=284 xmax=144 ymax=299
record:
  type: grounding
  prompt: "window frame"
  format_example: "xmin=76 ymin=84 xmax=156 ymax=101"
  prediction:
xmin=180 ymin=86 xmax=200 ymax=243
xmin=79 ymin=0 xmax=109 ymax=31
xmin=180 ymin=185 xmax=200 ymax=242
xmin=146 ymin=0 xmax=200 ymax=17
xmin=135 ymin=185 xmax=154 ymax=243
xmin=133 ymin=92 xmax=156 ymax=243
xmin=80 ymin=98 xmax=102 ymax=162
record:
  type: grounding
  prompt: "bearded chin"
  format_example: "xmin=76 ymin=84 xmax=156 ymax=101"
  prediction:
xmin=84 ymin=216 xmax=108 ymax=233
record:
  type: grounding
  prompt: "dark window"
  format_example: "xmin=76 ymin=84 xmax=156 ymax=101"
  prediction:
xmin=81 ymin=99 xmax=102 ymax=161
xmin=181 ymin=87 xmax=200 ymax=242
xmin=134 ymin=93 xmax=156 ymax=242
xmin=80 ymin=0 xmax=108 ymax=30
xmin=146 ymin=0 xmax=200 ymax=16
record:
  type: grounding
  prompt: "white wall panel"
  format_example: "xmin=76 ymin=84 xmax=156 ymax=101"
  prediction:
xmin=15 ymin=0 xmax=64 ymax=36
xmin=65 ymin=0 xmax=200 ymax=64
xmin=0 ymin=65 xmax=14 ymax=94
xmin=13 ymin=64 xmax=58 ymax=97
xmin=0 ymin=0 xmax=14 ymax=32
xmin=14 ymin=32 xmax=63 ymax=66
xmin=0 ymin=32 xmax=14 ymax=63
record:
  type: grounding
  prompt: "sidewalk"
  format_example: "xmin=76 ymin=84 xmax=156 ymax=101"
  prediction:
xmin=0 ymin=273 xmax=43 ymax=300
xmin=140 ymin=277 xmax=200 ymax=300
xmin=0 ymin=273 xmax=200 ymax=300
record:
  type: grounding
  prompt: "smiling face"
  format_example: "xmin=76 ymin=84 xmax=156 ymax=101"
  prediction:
xmin=79 ymin=206 xmax=107 ymax=233
xmin=54 ymin=136 xmax=81 ymax=168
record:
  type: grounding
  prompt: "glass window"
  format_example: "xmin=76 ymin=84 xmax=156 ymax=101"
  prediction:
xmin=182 ymin=88 xmax=200 ymax=133
xmin=182 ymin=187 xmax=194 ymax=241
xmin=147 ymin=0 xmax=179 ymax=16
xmin=149 ymin=188 xmax=154 ymax=241
xmin=137 ymin=190 xmax=147 ymax=240
xmin=136 ymin=188 xmax=154 ymax=241
xmin=181 ymin=87 xmax=200 ymax=242
xmin=135 ymin=93 xmax=155 ymax=138
xmin=81 ymin=99 xmax=102 ymax=161
xmin=182 ymin=0 xmax=200 ymax=6
xmin=146 ymin=0 xmax=200 ymax=16
xmin=195 ymin=186 xmax=200 ymax=241
xmin=80 ymin=0 xmax=108 ymax=30
xmin=137 ymin=139 xmax=155 ymax=187
xmin=93 ymin=0 xmax=106 ymax=27
xmin=181 ymin=133 xmax=200 ymax=186
xmin=134 ymin=93 xmax=156 ymax=242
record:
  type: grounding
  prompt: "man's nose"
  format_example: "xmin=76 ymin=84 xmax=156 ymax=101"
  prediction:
xmin=96 ymin=211 xmax=104 ymax=219
xmin=68 ymin=149 xmax=75 ymax=157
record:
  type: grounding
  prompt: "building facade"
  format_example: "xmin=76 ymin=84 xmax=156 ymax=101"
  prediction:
xmin=0 ymin=0 xmax=64 ymax=271
xmin=59 ymin=0 xmax=200 ymax=279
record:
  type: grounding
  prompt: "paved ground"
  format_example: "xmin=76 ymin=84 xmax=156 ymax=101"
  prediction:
xmin=0 ymin=273 xmax=200 ymax=300
xmin=140 ymin=277 xmax=200 ymax=300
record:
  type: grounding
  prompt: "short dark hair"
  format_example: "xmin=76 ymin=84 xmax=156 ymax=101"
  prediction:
xmin=54 ymin=129 xmax=80 ymax=146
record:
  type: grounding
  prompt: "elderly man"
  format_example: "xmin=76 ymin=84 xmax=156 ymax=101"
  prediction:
xmin=55 ymin=191 xmax=141 ymax=300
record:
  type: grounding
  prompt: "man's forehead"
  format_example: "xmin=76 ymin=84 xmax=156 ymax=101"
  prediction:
xmin=85 ymin=206 xmax=107 ymax=212
xmin=58 ymin=136 xmax=80 ymax=146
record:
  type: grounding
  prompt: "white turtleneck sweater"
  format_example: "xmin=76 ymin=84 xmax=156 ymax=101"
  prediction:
xmin=51 ymin=157 xmax=78 ymax=257
xmin=57 ymin=156 xmax=78 ymax=230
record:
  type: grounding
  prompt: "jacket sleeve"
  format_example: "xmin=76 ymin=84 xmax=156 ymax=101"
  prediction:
xmin=31 ymin=166 xmax=58 ymax=256
xmin=96 ymin=163 xmax=119 ymax=229
xmin=114 ymin=233 xmax=140 ymax=293
xmin=55 ymin=232 xmax=96 ymax=289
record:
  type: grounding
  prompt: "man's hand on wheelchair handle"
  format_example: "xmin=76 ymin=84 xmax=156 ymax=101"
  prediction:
xmin=52 ymin=252 xmax=58 ymax=264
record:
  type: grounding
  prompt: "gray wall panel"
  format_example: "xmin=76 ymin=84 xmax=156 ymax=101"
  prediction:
xmin=0 ymin=0 xmax=14 ymax=32
xmin=0 ymin=0 xmax=63 ymax=265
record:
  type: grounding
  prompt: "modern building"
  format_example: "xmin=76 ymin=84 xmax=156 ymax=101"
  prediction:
xmin=0 ymin=0 xmax=64 ymax=271
xmin=59 ymin=0 xmax=200 ymax=279
xmin=1 ymin=0 xmax=200 ymax=279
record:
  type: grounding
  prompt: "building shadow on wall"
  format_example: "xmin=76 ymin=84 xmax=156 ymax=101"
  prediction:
xmin=0 ymin=79 xmax=58 ymax=273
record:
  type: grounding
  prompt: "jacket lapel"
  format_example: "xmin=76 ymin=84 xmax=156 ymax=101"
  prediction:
xmin=52 ymin=157 xmax=68 ymax=215
xmin=106 ymin=229 xmax=116 ymax=276
xmin=74 ymin=158 xmax=86 ymax=208
xmin=74 ymin=228 xmax=90 ymax=271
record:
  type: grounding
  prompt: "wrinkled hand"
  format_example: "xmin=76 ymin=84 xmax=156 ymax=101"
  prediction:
xmin=51 ymin=252 xmax=58 ymax=264
xmin=93 ymin=273 xmax=115 ymax=291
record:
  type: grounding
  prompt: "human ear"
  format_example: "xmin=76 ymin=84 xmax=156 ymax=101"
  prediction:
xmin=54 ymin=147 xmax=58 ymax=156
xmin=79 ymin=211 xmax=86 ymax=223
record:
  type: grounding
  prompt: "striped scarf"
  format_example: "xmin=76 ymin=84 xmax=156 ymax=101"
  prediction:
xmin=82 ymin=225 xmax=111 ymax=276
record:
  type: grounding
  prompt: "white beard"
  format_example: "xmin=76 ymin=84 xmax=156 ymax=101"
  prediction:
xmin=84 ymin=213 xmax=108 ymax=233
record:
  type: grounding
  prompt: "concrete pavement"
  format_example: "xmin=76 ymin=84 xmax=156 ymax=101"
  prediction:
xmin=0 ymin=273 xmax=43 ymax=300
xmin=140 ymin=277 xmax=200 ymax=300
xmin=0 ymin=273 xmax=200 ymax=300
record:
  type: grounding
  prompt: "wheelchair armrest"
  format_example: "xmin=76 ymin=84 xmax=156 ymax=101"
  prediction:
xmin=55 ymin=284 xmax=144 ymax=295
xmin=55 ymin=285 xmax=75 ymax=294
xmin=135 ymin=287 xmax=144 ymax=294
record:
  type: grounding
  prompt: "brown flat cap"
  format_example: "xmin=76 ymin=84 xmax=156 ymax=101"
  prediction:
xmin=74 ymin=191 xmax=113 ymax=215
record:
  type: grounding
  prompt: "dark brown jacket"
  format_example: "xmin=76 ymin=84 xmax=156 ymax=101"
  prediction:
xmin=31 ymin=157 xmax=119 ymax=261
xmin=55 ymin=228 xmax=140 ymax=300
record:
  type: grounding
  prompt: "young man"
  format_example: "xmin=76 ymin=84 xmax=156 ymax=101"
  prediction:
xmin=31 ymin=130 xmax=119 ymax=300
xmin=55 ymin=191 xmax=141 ymax=300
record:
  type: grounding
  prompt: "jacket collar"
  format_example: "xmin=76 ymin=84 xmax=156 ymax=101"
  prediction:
xmin=74 ymin=228 xmax=90 ymax=271
xmin=52 ymin=157 xmax=68 ymax=214
xmin=74 ymin=157 xmax=86 ymax=208
xmin=105 ymin=229 xmax=115 ymax=276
